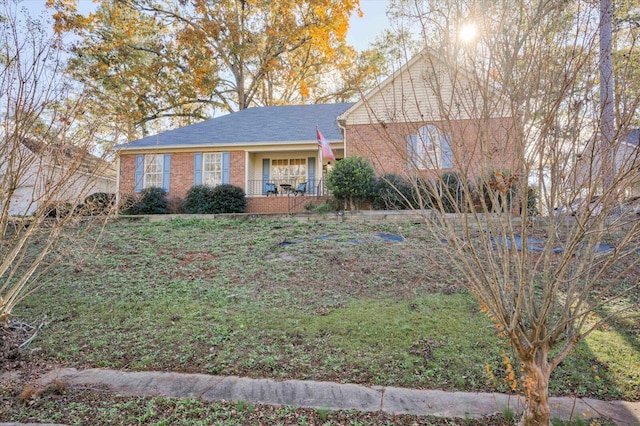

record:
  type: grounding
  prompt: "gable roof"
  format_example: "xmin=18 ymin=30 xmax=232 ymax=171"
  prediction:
xmin=338 ymin=48 xmax=431 ymax=124
xmin=338 ymin=47 xmax=511 ymax=126
xmin=117 ymin=103 xmax=354 ymax=151
xmin=20 ymin=138 xmax=116 ymax=179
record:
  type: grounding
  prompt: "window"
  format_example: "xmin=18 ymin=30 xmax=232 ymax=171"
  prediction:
xmin=271 ymin=158 xmax=307 ymax=184
xmin=194 ymin=152 xmax=230 ymax=187
xmin=407 ymin=125 xmax=453 ymax=170
xmin=135 ymin=154 xmax=170 ymax=193
xmin=202 ymin=153 xmax=222 ymax=186
xmin=144 ymin=154 xmax=164 ymax=188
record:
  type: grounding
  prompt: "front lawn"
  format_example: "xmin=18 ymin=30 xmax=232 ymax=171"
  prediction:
xmin=2 ymin=217 xmax=638 ymax=424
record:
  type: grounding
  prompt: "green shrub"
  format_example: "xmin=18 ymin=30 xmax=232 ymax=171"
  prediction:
xmin=183 ymin=185 xmax=215 ymax=214
xmin=326 ymin=156 xmax=375 ymax=210
xmin=118 ymin=193 xmax=137 ymax=214
xmin=371 ymin=174 xmax=414 ymax=210
xmin=524 ymin=186 xmax=539 ymax=216
xmin=83 ymin=192 xmax=116 ymax=215
xmin=433 ymin=171 xmax=469 ymax=213
xmin=210 ymin=184 xmax=246 ymax=213
xmin=408 ymin=176 xmax=436 ymax=210
xmin=123 ymin=187 xmax=168 ymax=215
xmin=41 ymin=201 xmax=75 ymax=218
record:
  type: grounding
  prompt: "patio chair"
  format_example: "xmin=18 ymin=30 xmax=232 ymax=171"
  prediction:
xmin=265 ymin=182 xmax=278 ymax=196
xmin=293 ymin=182 xmax=307 ymax=196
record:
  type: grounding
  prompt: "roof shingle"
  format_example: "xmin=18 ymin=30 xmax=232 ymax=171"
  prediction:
xmin=117 ymin=103 xmax=354 ymax=150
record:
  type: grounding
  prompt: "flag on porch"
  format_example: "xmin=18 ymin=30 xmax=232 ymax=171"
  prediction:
xmin=316 ymin=127 xmax=336 ymax=161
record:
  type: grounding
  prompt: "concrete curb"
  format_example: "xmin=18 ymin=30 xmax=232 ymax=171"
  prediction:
xmin=32 ymin=368 xmax=640 ymax=425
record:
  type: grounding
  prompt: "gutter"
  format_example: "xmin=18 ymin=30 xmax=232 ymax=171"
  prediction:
xmin=337 ymin=118 xmax=348 ymax=158
xmin=115 ymin=139 xmax=327 ymax=152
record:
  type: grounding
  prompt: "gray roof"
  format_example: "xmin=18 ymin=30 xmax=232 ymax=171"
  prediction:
xmin=117 ymin=103 xmax=354 ymax=150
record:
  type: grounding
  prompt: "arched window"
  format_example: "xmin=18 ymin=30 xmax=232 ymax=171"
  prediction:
xmin=406 ymin=125 xmax=453 ymax=170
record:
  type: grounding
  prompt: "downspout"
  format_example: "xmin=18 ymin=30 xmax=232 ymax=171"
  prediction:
xmin=115 ymin=152 xmax=121 ymax=215
xmin=332 ymin=118 xmax=349 ymax=198
xmin=337 ymin=117 xmax=347 ymax=158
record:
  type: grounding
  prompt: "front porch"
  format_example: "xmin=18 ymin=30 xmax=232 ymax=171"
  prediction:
xmin=244 ymin=179 xmax=329 ymax=214
xmin=245 ymin=178 xmax=331 ymax=197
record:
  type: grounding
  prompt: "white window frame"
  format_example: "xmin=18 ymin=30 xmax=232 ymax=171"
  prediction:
xmin=413 ymin=125 xmax=451 ymax=170
xmin=144 ymin=154 xmax=164 ymax=188
xmin=203 ymin=153 xmax=223 ymax=186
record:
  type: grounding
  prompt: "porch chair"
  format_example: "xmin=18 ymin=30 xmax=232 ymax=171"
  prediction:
xmin=265 ymin=182 xmax=278 ymax=196
xmin=293 ymin=182 xmax=307 ymax=196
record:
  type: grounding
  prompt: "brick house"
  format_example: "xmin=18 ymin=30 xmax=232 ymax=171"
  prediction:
xmin=116 ymin=49 xmax=516 ymax=213
xmin=116 ymin=103 xmax=352 ymax=214
xmin=338 ymin=49 xmax=516 ymax=180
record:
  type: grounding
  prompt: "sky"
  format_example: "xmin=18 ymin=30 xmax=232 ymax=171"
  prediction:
xmin=20 ymin=0 xmax=392 ymax=52
xmin=348 ymin=0 xmax=392 ymax=51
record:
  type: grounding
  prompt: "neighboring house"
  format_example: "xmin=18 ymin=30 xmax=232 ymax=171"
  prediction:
xmin=116 ymin=48 xmax=516 ymax=214
xmin=571 ymin=129 xmax=640 ymax=200
xmin=618 ymin=129 xmax=640 ymax=197
xmin=0 ymin=138 xmax=116 ymax=216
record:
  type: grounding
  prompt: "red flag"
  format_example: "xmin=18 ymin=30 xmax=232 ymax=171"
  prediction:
xmin=316 ymin=127 xmax=336 ymax=161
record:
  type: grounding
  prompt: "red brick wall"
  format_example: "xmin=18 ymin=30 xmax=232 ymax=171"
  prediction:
xmin=119 ymin=154 xmax=136 ymax=195
xmin=245 ymin=195 xmax=321 ymax=213
xmin=229 ymin=151 xmax=245 ymax=188
xmin=345 ymin=117 xmax=518 ymax=180
xmin=170 ymin=153 xmax=194 ymax=198
xmin=119 ymin=151 xmax=246 ymax=201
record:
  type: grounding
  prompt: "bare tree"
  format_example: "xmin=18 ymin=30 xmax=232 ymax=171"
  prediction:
xmin=357 ymin=1 xmax=640 ymax=424
xmin=0 ymin=0 xmax=115 ymax=327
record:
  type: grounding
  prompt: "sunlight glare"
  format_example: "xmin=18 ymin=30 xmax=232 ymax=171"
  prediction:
xmin=459 ymin=23 xmax=478 ymax=43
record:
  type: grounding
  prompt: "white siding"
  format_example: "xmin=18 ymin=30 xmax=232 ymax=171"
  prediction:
xmin=1 ymin=146 xmax=116 ymax=216
xmin=343 ymin=50 xmax=509 ymax=126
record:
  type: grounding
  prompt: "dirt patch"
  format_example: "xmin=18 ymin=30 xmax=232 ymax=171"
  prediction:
xmin=1 ymin=321 xmax=31 ymax=372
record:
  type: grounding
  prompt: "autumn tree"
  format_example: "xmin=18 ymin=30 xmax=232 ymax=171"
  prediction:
xmin=47 ymin=0 xmax=381 ymax=141
xmin=367 ymin=1 xmax=639 ymax=425
xmin=613 ymin=0 xmax=640 ymax=126
xmin=1 ymin=1 xmax=112 ymax=326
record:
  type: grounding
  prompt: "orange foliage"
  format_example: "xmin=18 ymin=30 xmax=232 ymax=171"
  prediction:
xmin=53 ymin=0 xmax=369 ymax=134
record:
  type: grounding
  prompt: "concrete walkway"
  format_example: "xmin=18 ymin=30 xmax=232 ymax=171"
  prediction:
xmin=4 ymin=368 xmax=639 ymax=425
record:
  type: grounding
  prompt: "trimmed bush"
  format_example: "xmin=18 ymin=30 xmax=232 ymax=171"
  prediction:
xmin=408 ymin=176 xmax=436 ymax=210
xmin=372 ymin=174 xmax=414 ymax=210
xmin=83 ymin=192 xmax=116 ymax=215
xmin=326 ymin=156 xmax=375 ymax=210
xmin=41 ymin=201 xmax=75 ymax=219
xmin=183 ymin=185 xmax=215 ymax=214
xmin=433 ymin=171 xmax=470 ymax=213
xmin=123 ymin=187 xmax=168 ymax=215
xmin=118 ymin=193 xmax=137 ymax=214
xmin=210 ymin=184 xmax=246 ymax=213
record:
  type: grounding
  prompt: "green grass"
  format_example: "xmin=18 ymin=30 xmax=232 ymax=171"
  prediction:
xmin=11 ymin=217 xmax=640 ymax=401
xmin=0 ymin=385 xmax=522 ymax=425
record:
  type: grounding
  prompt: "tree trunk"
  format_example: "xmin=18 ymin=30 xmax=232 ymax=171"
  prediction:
xmin=519 ymin=353 xmax=552 ymax=426
xmin=599 ymin=0 xmax=615 ymax=193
